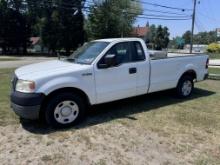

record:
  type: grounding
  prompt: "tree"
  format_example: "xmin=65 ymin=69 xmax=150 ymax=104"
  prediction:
xmin=86 ymin=0 xmax=142 ymax=40
xmin=58 ymin=0 xmax=85 ymax=54
xmin=146 ymin=24 xmax=156 ymax=47
xmin=195 ymin=31 xmax=217 ymax=44
xmin=182 ymin=30 xmax=218 ymax=45
xmin=0 ymin=0 xmax=31 ymax=54
xmin=146 ymin=24 xmax=170 ymax=50
xmin=29 ymin=0 xmax=86 ymax=54
xmin=162 ymin=26 xmax=170 ymax=49
xmin=182 ymin=30 xmax=191 ymax=44
xmin=41 ymin=10 xmax=62 ymax=53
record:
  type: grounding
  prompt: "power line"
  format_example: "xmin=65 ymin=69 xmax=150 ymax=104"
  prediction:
xmin=86 ymin=0 xmax=192 ymax=16
xmin=83 ymin=8 xmax=191 ymax=21
xmin=133 ymin=0 xmax=193 ymax=11
xmin=85 ymin=0 xmax=192 ymax=19
xmin=22 ymin=0 xmax=193 ymax=21
xmin=137 ymin=16 xmax=191 ymax=21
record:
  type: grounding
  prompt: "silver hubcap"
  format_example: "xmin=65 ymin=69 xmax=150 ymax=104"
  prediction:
xmin=54 ymin=101 xmax=79 ymax=124
xmin=182 ymin=80 xmax=192 ymax=96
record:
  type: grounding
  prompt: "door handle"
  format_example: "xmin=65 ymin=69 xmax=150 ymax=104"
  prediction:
xmin=129 ymin=68 xmax=137 ymax=74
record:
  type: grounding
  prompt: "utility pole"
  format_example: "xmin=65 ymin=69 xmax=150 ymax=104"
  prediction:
xmin=190 ymin=0 xmax=197 ymax=53
xmin=121 ymin=10 xmax=126 ymax=38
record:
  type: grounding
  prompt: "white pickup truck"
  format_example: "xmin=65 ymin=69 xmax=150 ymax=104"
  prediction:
xmin=10 ymin=38 xmax=209 ymax=128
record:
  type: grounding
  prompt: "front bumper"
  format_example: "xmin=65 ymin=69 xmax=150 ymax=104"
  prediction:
xmin=11 ymin=103 xmax=41 ymax=120
xmin=10 ymin=91 xmax=45 ymax=120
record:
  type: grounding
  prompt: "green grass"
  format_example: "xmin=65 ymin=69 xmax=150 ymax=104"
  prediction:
xmin=0 ymin=68 xmax=19 ymax=126
xmin=0 ymin=58 xmax=19 ymax=61
xmin=209 ymin=67 xmax=220 ymax=75
xmin=208 ymin=53 xmax=220 ymax=59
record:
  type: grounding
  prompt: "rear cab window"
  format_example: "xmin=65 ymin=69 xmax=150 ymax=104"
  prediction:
xmin=131 ymin=41 xmax=146 ymax=62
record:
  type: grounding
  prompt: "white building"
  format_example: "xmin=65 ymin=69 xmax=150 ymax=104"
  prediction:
xmin=184 ymin=44 xmax=208 ymax=53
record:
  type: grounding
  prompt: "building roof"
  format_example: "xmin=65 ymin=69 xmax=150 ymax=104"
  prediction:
xmin=30 ymin=37 xmax=40 ymax=45
xmin=131 ymin=26 xmax=149 ymax=37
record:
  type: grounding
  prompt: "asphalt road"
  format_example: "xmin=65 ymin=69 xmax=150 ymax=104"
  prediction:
xmin=0 ymin=56 xmax=56 ymax=69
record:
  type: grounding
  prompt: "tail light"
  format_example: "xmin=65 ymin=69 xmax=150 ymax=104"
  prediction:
xmin=206 ymin=58 xmax=209 ymax=69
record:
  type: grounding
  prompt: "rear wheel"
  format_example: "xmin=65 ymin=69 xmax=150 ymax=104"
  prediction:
xmin=176 ymin=75 xmax=194 ymax=98
xmin=45 ymin=92 xmax=86 ymax=128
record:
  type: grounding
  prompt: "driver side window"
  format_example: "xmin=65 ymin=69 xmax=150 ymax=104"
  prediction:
xmin=99 ymin=42 xmax=131 ymax=66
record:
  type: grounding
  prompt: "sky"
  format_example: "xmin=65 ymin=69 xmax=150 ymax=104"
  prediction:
xmin=134 ymin=0 xmax=220 ymax=38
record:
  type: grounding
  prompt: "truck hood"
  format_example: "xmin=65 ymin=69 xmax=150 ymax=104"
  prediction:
xmin=15 ymin=60 xmax=91 ymax=79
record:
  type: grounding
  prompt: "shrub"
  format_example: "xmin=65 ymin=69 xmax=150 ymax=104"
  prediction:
xmin=207 ymin=43 xmax=220 ymax=53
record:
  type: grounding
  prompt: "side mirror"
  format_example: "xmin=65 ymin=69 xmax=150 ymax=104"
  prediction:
xmin=98 ymin=54 xmax=116 ymax=69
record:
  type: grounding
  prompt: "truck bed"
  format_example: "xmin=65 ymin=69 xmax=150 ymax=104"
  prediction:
xmin=149 ymin=50 xmax=206 ymax=60
xmin=148 ymin=53 xmax=208 ymax=93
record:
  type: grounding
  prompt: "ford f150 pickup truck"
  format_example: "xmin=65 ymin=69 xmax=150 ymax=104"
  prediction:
xmin=10 ymin=38 xmax=209 ymax=128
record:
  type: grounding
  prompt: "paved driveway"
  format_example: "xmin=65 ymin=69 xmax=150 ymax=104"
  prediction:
xmin=0 ymin=56 xmax=56 ymax=69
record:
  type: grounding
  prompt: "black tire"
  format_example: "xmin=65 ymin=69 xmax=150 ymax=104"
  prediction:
xmin=176 ymin=75 xmax=194 ymax=98
xmin=45 ymin=92 xmax=86 ymax=128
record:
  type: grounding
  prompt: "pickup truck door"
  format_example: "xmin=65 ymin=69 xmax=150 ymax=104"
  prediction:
xmin=132 ymin=41 xmax=150 ymax=95
xmin=94 ymin=42 xmax=137 ymax=104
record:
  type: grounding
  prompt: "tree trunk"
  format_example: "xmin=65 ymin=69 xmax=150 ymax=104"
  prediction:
xmin=23 ymin=43 xmax=27 ymax=55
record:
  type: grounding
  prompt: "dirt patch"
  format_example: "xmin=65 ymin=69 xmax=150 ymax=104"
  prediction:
xmin=0 ymin=123 xmax=184 ymax=165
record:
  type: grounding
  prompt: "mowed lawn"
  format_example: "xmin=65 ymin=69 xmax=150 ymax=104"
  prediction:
xmin=209 ymin=67 xmax=220 ymax=75
xmin=0 ymin=68 xmax=18 ymax=126
xmin=0 ymin=68 xmax=220 ymax=164
xmin=209 ymin=53 xmax=220 ymax=59
xmin=0 ymin=58 xmax=19 ymax=61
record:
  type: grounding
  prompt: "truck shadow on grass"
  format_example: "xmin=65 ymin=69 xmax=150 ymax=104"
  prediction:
xmin=21 ymin=88 xmax=215 ymax=134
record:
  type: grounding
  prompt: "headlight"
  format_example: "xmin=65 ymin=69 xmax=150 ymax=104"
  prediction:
xmin=16 ymin=80 xmax=35 ymax=93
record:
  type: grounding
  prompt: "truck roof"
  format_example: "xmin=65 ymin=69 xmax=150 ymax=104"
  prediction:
xmin=94 ymin=38 xmax=144 ymax=43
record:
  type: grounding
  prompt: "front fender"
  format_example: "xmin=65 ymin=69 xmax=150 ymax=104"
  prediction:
xmin=36 ymin=76 xmax=96 ymax=104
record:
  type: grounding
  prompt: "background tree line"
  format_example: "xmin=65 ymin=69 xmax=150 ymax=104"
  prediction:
xmin=0 ymin=0 xmax=144 ymax=55
xmin=0 ymin=0 xmax=85 ymax=55
xmin=171 ymin=30 xmax=220 ymax=49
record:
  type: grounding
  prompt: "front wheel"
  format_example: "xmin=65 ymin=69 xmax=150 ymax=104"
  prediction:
xmin=176 ymin=75 xmax=194 ymax=98
xmin=45 ymin=92 xmax=86 ymax=128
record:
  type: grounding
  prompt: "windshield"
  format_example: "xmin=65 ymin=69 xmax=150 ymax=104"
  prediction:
xmin=67 ymin=41 xmax=110 ymax=64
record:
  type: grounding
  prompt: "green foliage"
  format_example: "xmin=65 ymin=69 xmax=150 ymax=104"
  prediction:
xmin=30 ymin=0 xmax=85 ymax=54
xmin=182 ymin=30 xmax=218 ymax=45
xmin=86 ymin=0 xmax=142 ymax=40
xmin=146 ymin=24 xmax=170 ymax=50
xmin=0 ymin=0 xmax=85 ymax=55
xmin=194 ymin=31 xmax=217 ymax=44
xmin=207 ymin=43 xmax=220 ymax=53
xmin=0 ymin=0 xmax=31 ymax=54
xmin=182 ymin=30 xmax=191 ymax=44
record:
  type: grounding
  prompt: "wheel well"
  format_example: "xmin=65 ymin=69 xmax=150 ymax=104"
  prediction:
xmin=180 ymin=70 xmax=197 ymax=81
xmin=39 ymin=87 xmax=90 ymax=120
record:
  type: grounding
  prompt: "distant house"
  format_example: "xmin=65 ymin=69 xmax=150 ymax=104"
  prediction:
xmin=29 ymin=37 xmax=48 ymax=53
xmin=131 ymin=24 xmax=150 ymax=42
xmin=217 ymin=28 xmax=220 ymax=37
